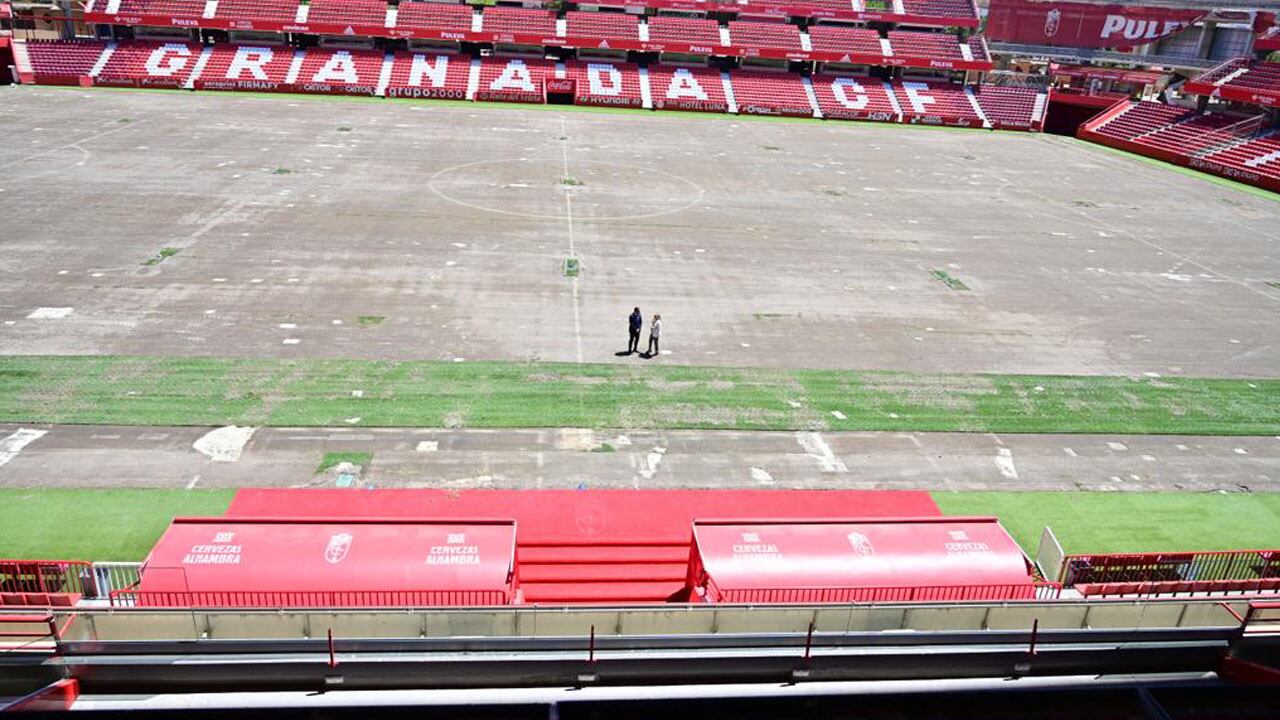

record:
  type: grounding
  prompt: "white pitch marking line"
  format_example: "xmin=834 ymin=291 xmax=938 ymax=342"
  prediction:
xmin=560 ymin=116 xmax=583 ymax=363
xmin=995 ymin=447 xmax=1019 ymax=479
xmin=186 ymin=475 xmax=202 ymax=489
xmin=796 ymin=431 xmax=847 ymax=473
xmin=0 ymin=428 xmax=48 ymax=468
xmin=750 ymin=466 xmax=775 ymax=485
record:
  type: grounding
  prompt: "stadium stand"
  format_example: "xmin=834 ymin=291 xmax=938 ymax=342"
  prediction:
xmin=648 ymin=63 xmax=729 ymax=113
xmin=383 ymin=50 xmax=471 ymax=99
xmin=893 ymin=79 xmax=983 ymax=127
xmin=113 ymin=0 xmax=205 ymax=20
xmin=1184 ymin=57 xmax=1280 ymax=106
xmin=972 ymin=85 xmax=1042 ymax=130
xmin=474 ymin=55 xmax=553 ymax=103
xmin=213 ymin=0 xmax=299 ymax=25
xmin=305 ymin=0 xmax=388 ymax=29
xmin=394 ymin=0 xmax=473 ymax=34
xmin=23 ymin=39 xmax=105 ymax=84
xmin=93 ymin=39 xmax=198 ymax=88
xmin=1079 ymin=100 xmax=1280 ymax=193
xmin=887 ymin=30 xmax=967 ymax=60
xmin=807 ymin=24 xmax=884 ymax=56
xmin=727 ymin=19 xmax=805 ymax=52
xmin=565 ymin=60 xmax=645 ymax=108
xmin=900 ymin=0 xmax=977 ymax=23
xmin=810 ymin=73 xmax=901 ymax=122
xmin=645 ymin=15 xmax=724 ymax=49
xmin=193 ymin=42 xmax=296 ymax=92
xmin=565 ymin=10 xmax=639 ymax=42
xmin=292 ymin=47 xmax=384 ymax=95
xmin=729 ymin=69 xmax=814 ymax=117
xmin=480 ymin=5 xmax=558 ymax=38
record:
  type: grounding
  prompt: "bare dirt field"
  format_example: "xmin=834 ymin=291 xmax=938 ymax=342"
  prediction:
xmin=1 ymin=85 xmax=1278 ymax=377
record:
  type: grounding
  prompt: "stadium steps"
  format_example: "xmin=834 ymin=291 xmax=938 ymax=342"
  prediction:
xmin=520 ymin=580 xmax=685 ymax=604
xmin=519 ymin=563 xmax=687 ymax=584
xmin=517 ymin=541 xmax=690 ymax=603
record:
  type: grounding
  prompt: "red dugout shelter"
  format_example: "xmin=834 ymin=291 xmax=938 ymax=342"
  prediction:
xmin=129 ymin=517 xmax=518 ymax=607
xmin=686 ymin=517 xmax=1039 ymax=604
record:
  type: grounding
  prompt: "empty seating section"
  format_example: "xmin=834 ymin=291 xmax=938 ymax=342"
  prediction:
xmin=973 ymin=86 xmax=1037 ymax=128
xmin=900 ymin=0 xmax=975 ymax=21
xmin=215 ymin=0 xmax=298 ymax=23
xmin=395 ymin=1 xmax=472 ymax=32
xmin=646 ymin=15 xmax=723 ymax=47
xmin=746 ymin=0 xmax=857 ymax=13
xmin=566 ymin=10 xmax=639 ymax=41
xmin=475 ymin=56 xmax=553 ymax=102
xmin=306 ymin=0 xmax=386 ymax=26
xmin=195 ymin=43 xmax=295 ymax=88
xmin=1200 ymin=130 xmax=1280 ymax=180
xmin=1138 ymin=113 xmax=1239 ymax=156
xmin=26 ymin=40 xmax=105 ymax=80
xmin=649 ymin=64 xmax=728 ymax=112
xmin=1190 ymin=57 xmax=1249 ymax=85
xmin=293 ymin=48 xmax=384 ymax=91
xmin=807 ymin=25 xmax=882 ymax=55
xmin=811 ymin=74 xmax=898 ymax=120
xmin=730 ymin=69 xmax=813 ymax=116
xmin=96 ymin=40 xmax=198 ymax=86
xmin=888 ymin=30 xmax=963 ymax=60
xmin=566 ymin=61 xmax=644 ymax=107
xmin=1093 ymin=102 xmax=1191 ymax=142
xmin=481 ymin=6 xmax=556 ymax=37
xmin=1076 ymin=578 xmax=1280 ymax=598
xmin=114 ymin=0 xmax=205 ymax=18
xmin=384 ymin=51 xmax=470 ymax=99
xmin=727 ymin=20 xmax=802 ymax=51
xmin=1227 ymin=62 xmax=1280 ymax=92
xmin=894 ymin=79 xmax=979 ymax=124
xmin=966 ymin=35 xmax=987 ymax=61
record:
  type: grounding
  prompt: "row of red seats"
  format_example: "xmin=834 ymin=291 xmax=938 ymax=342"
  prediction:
xmin=85 ymin=0 xmax=984 ymax=66
xmin=0 ymin=592 xmax=80 ymax=606
xmin=1075 ymin=578 xmax=1280 ymax=597
xmin=21 ymin=40 xmax=1038 ymax=128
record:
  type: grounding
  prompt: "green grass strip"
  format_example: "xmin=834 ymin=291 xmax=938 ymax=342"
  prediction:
xmin=0 ymin=489 xmax=234 ymax=561
xmin=1068 ymin=137 xmax=1280 ymax=204
xmin=1 ymin=356 xmax=1278 ymax=434
xmin=933 ymin=492 xmax=1280 ymax=556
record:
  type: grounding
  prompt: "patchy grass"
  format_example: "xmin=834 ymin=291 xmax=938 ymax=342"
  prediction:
xmin=356 ymin=315 xmax=386 ymax=327
xmin=0 ymin=356 xmax=1277 ymax=434
xmin=1070 ymin=199 xmax=1098 ymax=208
xmin=0 ymin=489 xmax=234 ymax=561
xmin=763 ymin=145 xmax=782 ymax=151
xmin=561 ymin=176 xmax=583 ymax=186
xmin=142 ymin=247 xmax=180 ymax=266
xmin=1266 ymin=281 xmax=1280 ymax=290
xmin=564 ymin=258 xmax=580 ymax=277
xmin=271 ymin=167 xmax=293 ymax=175
xmin=316 ymin=451 xmax=372 ymax=474
xmin=590 ymin=443 xmax=616 ymax=453
xmin=933 ymin=492 xmax=1280 ymax=556
xmin=930 ymin=269 xmax=969 ymax=291
xmin=337 ymin=126 xmax=352 ymax=132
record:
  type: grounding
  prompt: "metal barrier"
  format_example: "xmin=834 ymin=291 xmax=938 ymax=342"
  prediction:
xmin=110 ymin=589 xmax=513 ymax=608
xmin=0 ymin=612 xmax=62 ymax=653
xmin=706 ymin=581 xmax=1061 ymax=604
xmin=89 ymin=562 xmax=141 ymax=603
xmin=0 ymin=559 xmax=93 ymax=605
xmin=1061 ymin=550 xmax=1280 ymax=587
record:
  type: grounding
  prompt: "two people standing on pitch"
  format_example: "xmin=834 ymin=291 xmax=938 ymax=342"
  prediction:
xmin=626 ymin=307 xmax=661 ymax=359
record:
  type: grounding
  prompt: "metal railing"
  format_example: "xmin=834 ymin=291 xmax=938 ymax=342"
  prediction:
xmin=109 ymin=589 xmax=514 ymax=608
xmin=707 ymin=581 xmax=1062 ymax=604
xmin=0 ymin=559 xmax=92 ymax=601
xmin=1062 ymin=550 xmax=1280 ymax=587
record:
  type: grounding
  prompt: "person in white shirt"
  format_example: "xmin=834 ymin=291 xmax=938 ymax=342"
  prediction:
xmin=646 ymin=314 xmax=661 ymax=357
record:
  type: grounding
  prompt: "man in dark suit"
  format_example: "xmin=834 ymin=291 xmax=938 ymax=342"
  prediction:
xmin=627 ymin=307 xmax=643 ymax=354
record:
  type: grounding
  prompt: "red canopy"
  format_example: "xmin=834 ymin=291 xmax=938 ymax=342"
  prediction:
xmin=689 ymin=517 xmax=1035 ymax=603
xmin=135 ymin=517 xmax=518 ymax=607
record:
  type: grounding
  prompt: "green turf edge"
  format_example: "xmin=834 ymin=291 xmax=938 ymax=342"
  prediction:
xmin=1067 ymin=136 xmax=1280 ymax=203
xmin=34 ymin=83 xmax=992 ymax=133
xmin=932 ymin=491 xmax=1280 ymax=556
xmin=0 ymin=489 xmax=234 ymax=561
xmin=0 ymin=488 xmax=1276 ymax=562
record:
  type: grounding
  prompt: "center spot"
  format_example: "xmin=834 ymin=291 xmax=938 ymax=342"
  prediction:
xmin=427 ymin=158 xmax=704 ymax=221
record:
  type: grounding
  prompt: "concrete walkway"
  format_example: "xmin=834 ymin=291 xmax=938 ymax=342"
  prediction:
xmin=2 ymin=424 xmax=1278 ymax=492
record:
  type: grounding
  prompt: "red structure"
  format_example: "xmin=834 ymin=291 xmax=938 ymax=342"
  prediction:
xmin=685 ymin=517 xmax=1038 ymax=603
xmin=127 ymin=517 xmax=518 ymax=607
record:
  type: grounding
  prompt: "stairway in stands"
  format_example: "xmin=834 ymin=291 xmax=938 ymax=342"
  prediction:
xmin=517 ymin=540 xmax=691 ymax=604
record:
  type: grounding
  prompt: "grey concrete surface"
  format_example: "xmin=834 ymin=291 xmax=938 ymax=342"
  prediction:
xmin=2 ymin=423 xmax=1277 ymax=492
xmin=0 ymin=87 xmax=1277 ymax=376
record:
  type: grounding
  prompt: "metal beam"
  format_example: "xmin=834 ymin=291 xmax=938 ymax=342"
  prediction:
xmin=988 ymin=42 xmax=1221 ymax=71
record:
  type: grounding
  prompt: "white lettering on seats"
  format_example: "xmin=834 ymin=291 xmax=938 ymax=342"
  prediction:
xmin=831 ymin=78 xmax=868 ymax=109
xmin=1244 ymin=149 xmax=1280 ymax=168
xmin=226 ymin=46 xmax=274 ymax=80
xmin=665 ymin=68 xmax=707 ymax=100
xmin=312 ymin=50 xmax=358 ymax=84
xmin=491 ymin=59 xmax=534 ymax=91
xmin=901 ymin=82 xmax=936 ymax=114
xmin=408 ymin=53 xmax=449 ymax=87
xmin=146 ymin=43 xmax=193 ymax=76
xmin=586 ymin=62 xmax=621 ymax=96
